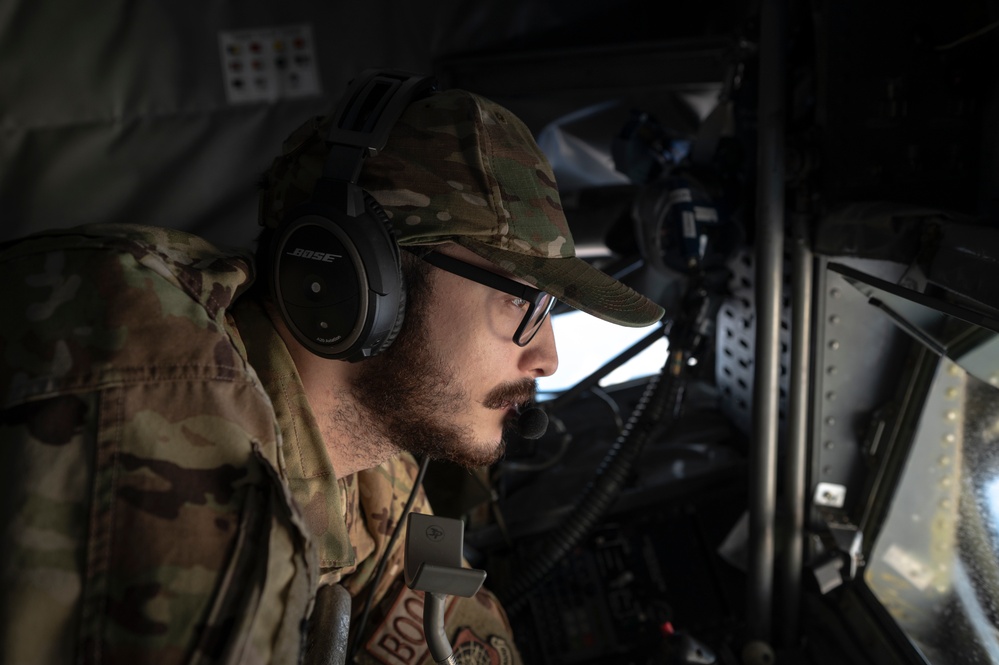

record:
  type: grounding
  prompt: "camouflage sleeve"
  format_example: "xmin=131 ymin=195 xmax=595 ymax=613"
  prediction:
xmin=0 ymin=226 xmax=316 ymax=664
xmin=344 ymin=455 xmax=523 ymax=665
xmin=0 ymin=387 xmax=315 ymax=665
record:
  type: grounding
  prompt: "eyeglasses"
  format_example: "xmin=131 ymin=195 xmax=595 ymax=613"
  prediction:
xmin=418 ymin=251 xmax=557 ymax=346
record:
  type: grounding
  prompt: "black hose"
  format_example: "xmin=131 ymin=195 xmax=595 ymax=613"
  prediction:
xmin=500 ymin=351 xmax=685 ymax=614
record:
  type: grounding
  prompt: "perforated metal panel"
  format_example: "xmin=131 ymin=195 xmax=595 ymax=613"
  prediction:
xmin=715 ymin=246 xmax=792 ymax=438
xmin=714 ymin=250 xmax=923 ymax=512
xmin=809 ymin=257 xmax=912 ymax=515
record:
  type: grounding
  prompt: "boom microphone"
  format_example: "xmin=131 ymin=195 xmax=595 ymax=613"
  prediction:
xmin=516 ymin=407 xmax=549 ymax=440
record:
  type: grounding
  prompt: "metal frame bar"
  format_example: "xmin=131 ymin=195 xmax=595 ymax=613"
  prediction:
xmin=781 ymin=214 xmax=813 ymax=646
xmin=748 ymin=0 xmax=787 ymax=643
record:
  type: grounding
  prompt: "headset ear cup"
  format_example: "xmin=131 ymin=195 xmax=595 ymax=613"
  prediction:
xmin=268 ymin=71 xmax=438 ymax=360
xmin=364 ymin=192 xmax=406 ymax=355
xmin=270 ymin=189 xmax=405 ymax=361
xmin=377 ymin=282 xmax=406 ymax=354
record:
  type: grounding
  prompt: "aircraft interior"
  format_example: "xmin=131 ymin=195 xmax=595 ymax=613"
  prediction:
xmin=4 ymin=1 xmax=999 ymax=663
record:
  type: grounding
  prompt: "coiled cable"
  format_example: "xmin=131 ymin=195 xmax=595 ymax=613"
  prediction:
xmin=500 ymin=348 xmax=687 ymax=614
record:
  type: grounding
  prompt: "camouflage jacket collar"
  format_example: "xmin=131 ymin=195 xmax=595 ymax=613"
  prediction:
xmin=231 ymin=297 xmax=356 ymax=570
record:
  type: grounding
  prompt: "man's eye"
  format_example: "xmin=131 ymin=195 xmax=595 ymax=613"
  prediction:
xmin=511 ymin=297 xmax=530 ymax=309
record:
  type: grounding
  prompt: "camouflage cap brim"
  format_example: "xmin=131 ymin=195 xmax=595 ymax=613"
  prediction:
xmin=456 ymin=238 xmax=664 ymax=327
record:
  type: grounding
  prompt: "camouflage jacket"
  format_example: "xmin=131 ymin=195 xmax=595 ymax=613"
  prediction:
xmin=0 ymin=224 xmax=520 ymax=665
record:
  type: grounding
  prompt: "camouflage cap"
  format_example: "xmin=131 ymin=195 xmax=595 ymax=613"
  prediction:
xmin=259 ymin=89 xmax=664 ymax=327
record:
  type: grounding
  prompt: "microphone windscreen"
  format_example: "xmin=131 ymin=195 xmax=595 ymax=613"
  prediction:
xmin=516 ymin=407 xmax=549 ymax=440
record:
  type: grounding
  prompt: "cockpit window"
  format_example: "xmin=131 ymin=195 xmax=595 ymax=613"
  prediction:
xmin=865 ymin=359 xmax=999 ymax=664
xmin=537 ymin=309 xmax=669 ymax=396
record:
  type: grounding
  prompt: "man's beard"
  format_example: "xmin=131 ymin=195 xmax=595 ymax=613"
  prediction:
xmin=349 ymin=301 xmax=536 ymax=468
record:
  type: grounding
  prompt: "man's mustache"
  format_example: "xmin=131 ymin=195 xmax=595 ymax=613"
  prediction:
xmin=482 ymin=379 xmax=537 ymax=409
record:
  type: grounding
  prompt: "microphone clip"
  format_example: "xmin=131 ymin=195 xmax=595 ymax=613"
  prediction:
xmin=404 ymin=513 xmax=487 ymax=664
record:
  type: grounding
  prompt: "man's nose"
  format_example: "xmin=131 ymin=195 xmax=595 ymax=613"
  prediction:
xmin=521 ymin=316 xmax=558 ymax=378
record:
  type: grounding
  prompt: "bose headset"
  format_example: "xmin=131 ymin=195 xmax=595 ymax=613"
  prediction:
xmin=269 ymin=69 xmax=437 ymax=362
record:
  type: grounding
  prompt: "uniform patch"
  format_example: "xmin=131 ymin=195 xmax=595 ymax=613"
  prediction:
xmin=452 ymin=627 xmax=515 ymax=665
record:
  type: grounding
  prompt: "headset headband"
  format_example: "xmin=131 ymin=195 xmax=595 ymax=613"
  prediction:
xmin=271 ymin=69 xmax=437 ymax=361
xmin=322 ymin=70 xmax=438 ymax=187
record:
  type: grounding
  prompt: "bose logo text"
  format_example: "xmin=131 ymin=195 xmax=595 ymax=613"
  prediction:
xmin=288 ymin=248 xmax=341 ymax=262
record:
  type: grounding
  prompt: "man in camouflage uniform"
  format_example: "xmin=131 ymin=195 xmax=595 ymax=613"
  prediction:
xmin=0 ymin=85 xmax=664 ymax=664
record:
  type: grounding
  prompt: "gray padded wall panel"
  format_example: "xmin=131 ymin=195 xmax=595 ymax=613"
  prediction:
xmin=1 ymin=1 xmax=562 ymax=248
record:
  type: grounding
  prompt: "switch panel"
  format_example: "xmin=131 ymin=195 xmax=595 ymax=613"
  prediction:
xmin=218 ymin=24 xmax=321 ymax=104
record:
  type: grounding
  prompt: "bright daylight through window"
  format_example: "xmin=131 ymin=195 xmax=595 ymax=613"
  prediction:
xmin=537 ymin=309 xmax=669 ymax=397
